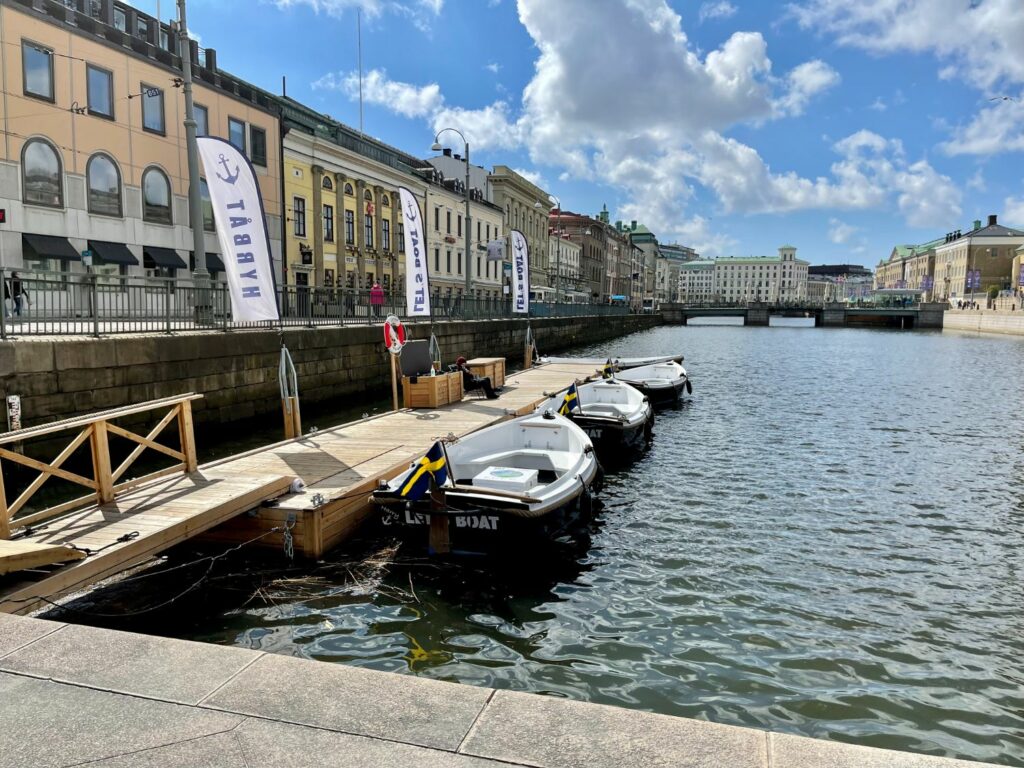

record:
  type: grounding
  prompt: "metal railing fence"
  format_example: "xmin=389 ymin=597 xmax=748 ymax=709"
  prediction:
xmin=0 ymin=269 xmax=630 ymax=338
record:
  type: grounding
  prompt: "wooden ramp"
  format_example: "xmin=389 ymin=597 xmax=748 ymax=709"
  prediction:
xmin=0 ymin=471 xmax=294 ymax=614
xmin=0 ymin=540 xmax=85 ymax=575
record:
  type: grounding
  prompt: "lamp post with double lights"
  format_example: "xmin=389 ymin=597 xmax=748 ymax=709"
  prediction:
xmin=431 ymin=128 xmax=471 ymax=298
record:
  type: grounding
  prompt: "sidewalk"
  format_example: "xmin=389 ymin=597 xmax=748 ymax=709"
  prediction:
xmin=0 ymin=613 xmax=990 ymax=767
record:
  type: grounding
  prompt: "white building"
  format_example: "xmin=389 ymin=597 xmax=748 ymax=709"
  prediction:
xmin=713 ymin=246 xmax=808 ymax=303
xmin=678 ymin=259 xmax=716 ymax=301
xmin=656 ymin=243 xmax=698 ymax=304
xmin=548 ymin=234 xmax=582 ymax=300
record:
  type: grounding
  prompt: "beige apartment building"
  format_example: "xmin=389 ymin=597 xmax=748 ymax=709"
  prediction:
xmin=933 ymin=215 xmax=1024 ymax=302
xmin=489 ymin=165 xmax=551 ymax=293
xmin=0 ymin=0 xmax=282 ymax=304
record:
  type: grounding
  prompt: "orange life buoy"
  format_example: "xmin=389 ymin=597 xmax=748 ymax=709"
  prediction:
xmin=383 ymin=314 xmax=406 ymax=354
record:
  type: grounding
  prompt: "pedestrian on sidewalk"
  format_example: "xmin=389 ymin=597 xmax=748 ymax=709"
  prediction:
xmin=370 ymin=280 xmax=384 ymax=318
xmin=10 ymin=271 xmax=28 ymax=316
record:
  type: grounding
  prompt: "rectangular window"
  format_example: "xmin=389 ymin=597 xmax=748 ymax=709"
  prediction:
xmin=87 ymin=65 xmax=113 ymax=119
xmin=364 ymin=214 xmax=374 ymax=247
xmin=137 ymin=17 xmax=149 ymax=39
xmin=143 ymin=253 xmax=176 ymax=283
xmin=141 ymin=83 xmax=165 ymax=133
xmin=382 ymin=219 xmax=390 ymax=251
xmin=458 ymin=215 xmax=462 ymax=237
xmin=457 ymin=252 xmax=462 ymax=275
xmin=23 ymin=41 xmax=54 ymax=101
xmin=477 ymin=221 xmax=481 ymax=243
xmin=194 ymin=104 xmax=208 ymax=136
xmin=250 ymin=126 xmax=267 ymax=167
xmin=293 ymin=196 xmax=306 ymax=237
xmin=398 ymin=223 xmax=405 ymax=253
xmin=446 ymin=251 xmax=452 ymax=273
xmin=486 ymin=224 xmax=491 ymax=241
xmin=159 ymin=27 xmax=169 ymax=50
xmin=114 ymin=7 xmax=127 ymax=31
xmin=446 ymin=211 xmax=452 ymax=234
xmin=434 ymin=248 xmax=440 ymax=273
xmin=477 ymin=256 xmax=481 ymax=278
xmin=345 ymin=210 xmax=355 ymax=244
xmin=434 ymin=207 xmax=440 ymax=231
xmin=228 ymin=117 xmax=246 ymax=153
xmin=323 ymin=204 xmax=334 ymax=242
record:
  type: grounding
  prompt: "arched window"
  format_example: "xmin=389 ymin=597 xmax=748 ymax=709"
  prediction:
xmin=86 ymin=153 xmax=121 ymax=217
xmin=381 ymin=194 xmax=390 ymax=207
xmin=142 ymin=166 xmax=172 ymax=224
xmin=22 ymin=138 xmax=63 ymax=208
xmin=364 ymin=189 xmax=372 ymax=202
xmin=322 ymin=176 xmax=333 ymax=191
xmin=344 ymin=182 xmax=354 ymax=195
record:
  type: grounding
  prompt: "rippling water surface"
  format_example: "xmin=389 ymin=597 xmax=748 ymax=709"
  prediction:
xmin=87 ymin=324 xmax=1024 ymax=765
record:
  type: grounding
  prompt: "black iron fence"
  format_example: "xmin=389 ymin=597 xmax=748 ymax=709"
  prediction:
xmin=0 ymin=269 xmax=630 ymax=338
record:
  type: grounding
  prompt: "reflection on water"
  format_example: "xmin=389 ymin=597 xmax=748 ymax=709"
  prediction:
xmin=58 ymin=324 xmax=1024 ymax=766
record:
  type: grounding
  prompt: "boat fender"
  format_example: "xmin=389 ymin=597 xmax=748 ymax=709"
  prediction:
xmin=579 ymin=480 xmax=593 ymax=518
xmin=685 ymin=378 xmax=693 ymax=394
xmin=290 ymin=478 xmax=306 ymax=493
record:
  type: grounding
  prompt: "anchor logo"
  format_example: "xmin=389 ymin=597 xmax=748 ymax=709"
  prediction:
xmin=215 ymin=153 xmax=240 ymax=184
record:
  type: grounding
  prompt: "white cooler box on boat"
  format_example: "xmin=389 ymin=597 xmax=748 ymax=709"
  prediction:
xmin=474 ymin=466 xmax=539 ymax=493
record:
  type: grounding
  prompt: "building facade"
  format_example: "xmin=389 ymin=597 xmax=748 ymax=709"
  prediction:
xmin=656 ymin=243 xmax=698 ymax=304
xmin=713 ymin=246 xmax=808 ymax=303
xmin=556 ymin=209 xmax=607 ymax=301
xmin=0 ymin=0 xmax=282 ymax=301
xmin=489 ymin=165 xmax=550 ymax=291
xmin=933 ymin=215 xmax=1024 ymax=302
xmin=618 ymin=221 xmax=657 ymax=309
xmin=547 ymin=232 xmax=582 ymax=300
xmin=678 ymin=259 xmax=716 ymax=301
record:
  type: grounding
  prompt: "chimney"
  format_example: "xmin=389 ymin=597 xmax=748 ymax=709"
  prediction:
xmin=442 ymin=148 xmax=452 ymax=157
xmin=631 ymin=220 xmax=637 ymax=230
xmin=204 ymin=48 xmax=217 ymax=71
xmin=988 ymin=214 xmax=998 ymax=226
xmin=973 ymin=219 xmax=981 ymax=230
xmin=453 ymin=153 xmax=461 ymax=161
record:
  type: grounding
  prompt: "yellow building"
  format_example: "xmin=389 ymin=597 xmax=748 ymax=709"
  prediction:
xmin=933 ymin=215 xmax=1024 ymax=303
xmin=0 ymin=0 xmax=281 ymax=295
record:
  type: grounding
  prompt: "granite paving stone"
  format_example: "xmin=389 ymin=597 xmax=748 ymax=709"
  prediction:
xmin=460 ymin=689 xmax=768 ymax=768
xmin=202 ymin=653 xmax=492 ymax=751
xmin=80 ymin=732 xmax=248 ymax=768
xmin=0 ymin=623 xmax=261 ymax=705
xmin=0 ymin=613 xmax=64 ymax=658
xmin=0 ymin=672 xmax=242 ymax=768
xmin=769 ymin=732 xmax=993 ymax=767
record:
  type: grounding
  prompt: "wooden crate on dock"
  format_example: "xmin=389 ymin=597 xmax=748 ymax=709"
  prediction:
xmin=402 ymin=372 xmax=463 ymax=408
xmin=466 ymin=357 xmax=505 ymax=388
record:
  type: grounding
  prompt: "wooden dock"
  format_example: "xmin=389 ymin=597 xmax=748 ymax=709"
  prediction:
xmin=0 ymin=362 xmax=596 ymax=614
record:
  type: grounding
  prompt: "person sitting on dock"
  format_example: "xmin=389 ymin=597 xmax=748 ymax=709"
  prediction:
xmin=455 ymin=357 xmax=499 ymax=399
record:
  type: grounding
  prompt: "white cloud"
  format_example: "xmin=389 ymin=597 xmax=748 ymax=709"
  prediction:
xmin=788 ymin=0 xmax=1024 ymax=91
xmin=312 ymin=68 xmax=443 ymax=118
xmin=271 ymin=0 xmax=443 ymax=24
xmin=774 ymin=60 xmax=841 ymax=116
xmin=1004 ymin=196 xmax=1024 ymax=226
xmin=698 ymin=1 xmax=737 ymax=23
xmin=966 ymin=169 xmax=986 ymax=192
xmin=511 ymin=167 xmax=548 ymax=188
xmin=486 ymin=62 xmax=501 ymax=74
xmin=828 ymin=218 xmax=856 ymax=244
xmin=941 ymin=97 xmax=1024 ymax=156
xmin=869 ymin=97 xmax=886 ymax=112
xmin=314 ymin=0 xmax=954 ymax=244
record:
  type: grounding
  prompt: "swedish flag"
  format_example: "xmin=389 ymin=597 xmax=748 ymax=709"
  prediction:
xmin=399 ymin=441 xmax=449 ymax=501
xmin=559 ymin=383 xmax=579 ymax=415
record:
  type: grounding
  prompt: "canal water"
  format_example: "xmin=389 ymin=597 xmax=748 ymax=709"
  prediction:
xmin=67 ymin=323 xmax=1024 ymax=765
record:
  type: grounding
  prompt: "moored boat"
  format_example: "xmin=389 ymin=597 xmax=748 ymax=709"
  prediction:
xmin=372 ymin=411 xmax=600 ymax=555
xmin=538 ymin=353 xmax=683 ymax=369
xmin=614 ymin=361 xmax=691 ymax=406
xmin=538 ymin=379 xmax=652 ymax=456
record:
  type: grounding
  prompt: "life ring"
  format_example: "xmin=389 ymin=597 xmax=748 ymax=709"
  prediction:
xmin=383 ymin=314 xmax=406 ymax=354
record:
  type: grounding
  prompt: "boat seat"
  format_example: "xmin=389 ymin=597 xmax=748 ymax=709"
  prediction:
xmin=461 ymin=449 xmax=563 ymax=474
xmin=583 ymin=403 xmax=623 ymax=417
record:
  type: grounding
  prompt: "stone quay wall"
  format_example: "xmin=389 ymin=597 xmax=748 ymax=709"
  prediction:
xmin=0 ymin=314 xmax=660 ymax=430
xmin=942 ymin=309 xmax=1024 ymax=336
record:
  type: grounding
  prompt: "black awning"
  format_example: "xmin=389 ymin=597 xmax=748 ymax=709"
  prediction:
xmin=88 ymin=240 xmax=139 ymax=266
xmin=143 ymin=246 xmax=187 ymax=269
xmin=23 ymin=234 xmax=80 ymax=261
xmin=205 ymin=253 xmax=225 ymax=272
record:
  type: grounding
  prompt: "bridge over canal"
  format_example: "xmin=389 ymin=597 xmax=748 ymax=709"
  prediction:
xmin=660 ymin=302 xmax=946 ymax=329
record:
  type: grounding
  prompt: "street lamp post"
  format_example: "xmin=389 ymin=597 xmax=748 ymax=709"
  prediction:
xmin=547 ymin=195 xmax=561 ymax=302
xmin=431 ymin=129 xmax=471 ymax=299
xmin=176 ymin=0 xmax=209 ymax=323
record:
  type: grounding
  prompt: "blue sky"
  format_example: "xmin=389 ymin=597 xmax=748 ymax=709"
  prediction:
xmin=137 ymin=0 xmax=1024 ymax=267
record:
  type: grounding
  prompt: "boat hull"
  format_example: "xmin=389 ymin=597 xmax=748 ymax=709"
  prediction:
xmin=377 ymin=483 xmax=597 ymax=556
xmin=572 ymin=414 xmax=652 ymax=455
xmin=624 ymin=378 xmax=686 ymax=406
xmin=539 ymin=354 xmax=683 ymax=369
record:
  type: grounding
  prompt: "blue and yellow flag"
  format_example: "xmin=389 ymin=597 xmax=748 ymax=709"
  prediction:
xmin=559 ymin=383 xmax=579 ymax=415
xmin=399 ymin=441 xmax=449 ymax=501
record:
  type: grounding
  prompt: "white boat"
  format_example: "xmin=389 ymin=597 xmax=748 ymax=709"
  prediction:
xmin=538 ymin=353 xmax=683 ymax=369
xmin=538 ymin=379 xmax=653 ymax=455
xmin=614 ymin=361 xmax=691 ymax=405
xmin=373 ymin=411 xmax=600 ymax=554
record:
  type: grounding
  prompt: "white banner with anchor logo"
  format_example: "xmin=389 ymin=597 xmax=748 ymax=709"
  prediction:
xmin=197 ymin=136 xmax=279 ymax=322
xmin=510 ymin=229 xmax=529 ymax=314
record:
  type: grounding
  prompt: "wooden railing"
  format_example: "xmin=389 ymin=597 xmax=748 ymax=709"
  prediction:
xmin=0 ymin=394 xmax=202 ymax=539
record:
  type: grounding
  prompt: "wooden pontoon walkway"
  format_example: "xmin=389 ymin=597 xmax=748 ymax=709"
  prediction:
xmin=0 ymin=362 xmax=596 ymax=614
